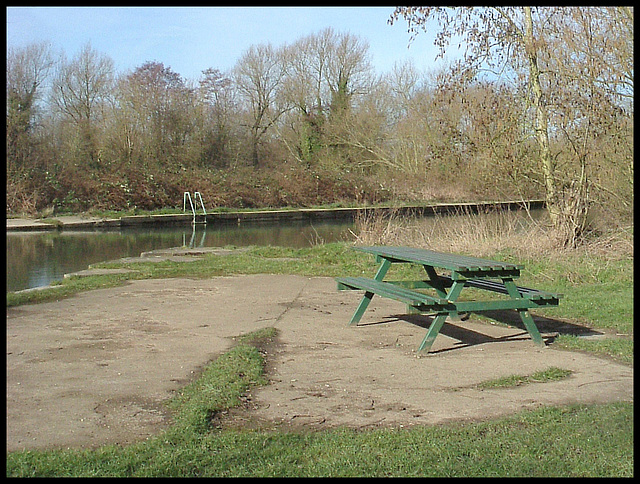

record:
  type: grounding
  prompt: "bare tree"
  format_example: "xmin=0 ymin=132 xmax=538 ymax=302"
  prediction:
xmin=278 ymin=29 xmax=376 ymax=167
xmin=325 ymin=29 xmax=373 ymax=119
xmin=390 ymin=6 xmax=633 ymax=246
xmin=6 ymin=42 xmax=54 ymax=174
xmin=233 ymin=43 xmax=290 ymax=166
xmin=116 ymin=61 xmax=196 ymax=166
xmin=50 ymin=42 xmax=115 ymax=167
xmin=283 ymin=28 xmax=371 ymax=120
xmin=544 ymin=8 xmax=634 ymax=231
xmin=197 ymin=68 xmax=236 ymax=167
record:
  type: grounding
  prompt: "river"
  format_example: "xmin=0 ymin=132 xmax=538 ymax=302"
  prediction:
xmin=6 ymin=220 xmax=355 ymax=292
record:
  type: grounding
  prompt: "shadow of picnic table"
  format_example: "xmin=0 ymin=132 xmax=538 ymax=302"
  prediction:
xmin=369 ymin=310 xmax=601 ymax=354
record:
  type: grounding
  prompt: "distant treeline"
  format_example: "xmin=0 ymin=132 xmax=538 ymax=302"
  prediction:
xmin=7 ymin=8 xmax=633 ymax=247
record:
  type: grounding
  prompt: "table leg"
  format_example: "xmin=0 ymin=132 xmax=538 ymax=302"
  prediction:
xmin=423 ymin=265 xmax=464 ymax=320
xmin=517 ymin=309 xmax=545 ymax=347
xmin=417 ymin=279 xmax=466 ymax=353
xmin=417 ymin=312 xmax=448 ymax=353
xmin=503 ymin=278 xmax=545 ymax=347
xmin=423 ymin=266 xmax=449 ymax=298
xmin=348 ymin=258 xmax=392 ymax=326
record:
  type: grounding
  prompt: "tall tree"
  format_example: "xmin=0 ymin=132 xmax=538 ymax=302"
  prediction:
xmin=6 ymin=42 xmax=54 ymax=174
xmin=197 ymin=68 xmax=236 ymax=167
xmin=326 ymin=29 xmax=372 ymax=120
xmin=279 ymin=32 xmax=330 ymax=164
xmin=233 ymin=43 xmax=289 ymax=166
xmin=390 ymin=6 xmax=633 ymax=246
xmin=50 ymin=42 xmax=115 ymax=168
xmin=117 ymin=61 xmax=195 ymax=166
xmin=288 ymin=28 xmax=374 ymax=168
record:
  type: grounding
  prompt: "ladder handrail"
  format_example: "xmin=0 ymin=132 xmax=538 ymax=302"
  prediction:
xmin=183 ymin=192 xmax=195 ymax=218
xmin=183 ymin=191 xmax=207 ymax=225
xmin=194 ymin=191 xmax=207 ymax=215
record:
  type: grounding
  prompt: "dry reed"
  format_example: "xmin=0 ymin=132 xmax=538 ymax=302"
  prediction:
xmin=352 ymin=208 xmax=633 ymax=260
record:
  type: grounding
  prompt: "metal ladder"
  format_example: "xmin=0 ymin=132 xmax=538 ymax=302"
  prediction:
xmin=183 ymin=191 xmax=207 ymax=225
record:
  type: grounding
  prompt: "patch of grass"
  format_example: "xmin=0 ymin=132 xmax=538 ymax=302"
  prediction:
xmin=512 ymin=253 xmax=633 ymax=335
xmin=299 ymin=402 xmax=634 ymax=477
xmin=476 ymin=367 xmax=573 ymax=389
xmin=554 ymin=335 xmax=634 ymax=365
xmin=36 ymin=218 xmax=64 ymax=227
xmin=6 ymin=273 xmax=134 ymax=307
xmin=165 ymin=344 xmax=269 ymax=437
xmin=235 ymin=326 xmax=279 ymax=344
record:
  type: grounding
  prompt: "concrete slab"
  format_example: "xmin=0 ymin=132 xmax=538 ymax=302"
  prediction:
xmin=6 ymin=275 xmax=633 ymax=452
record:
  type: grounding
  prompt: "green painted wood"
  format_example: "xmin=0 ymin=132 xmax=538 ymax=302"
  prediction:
xmin=355 ymin=246 xmax=524 ymax=272
xmin=339 ymin=246 xmax=560 ymax=354
xmin=516 ymin=309 xmax=545 ymax=347
xmin=388 ymin=277 xmax=561 ymax=303
xmin=423 ymin=265 xmax=449 ymax=299
xmin=463 ymin=277 xmax=562 ymax=300
xmin=337 ymin=277 xmax=449 ymax=307
xmin=418 ymin=313 xmax=449 ymax=353
xmin=343 ymin=258 xmax=392 ymax=326
xmin=338 ymin=280 xmax=558 ymax=312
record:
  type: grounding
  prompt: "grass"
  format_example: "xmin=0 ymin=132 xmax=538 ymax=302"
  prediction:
xmin=6 ymin=212 xmax=634 ymax=477
xmin=553 ymin=335 xmax=633 ymax=365
xmin=5 ymin=328 xmax=633 ymax=477
xmin=476 ymin=367 xmax=573 ymax=389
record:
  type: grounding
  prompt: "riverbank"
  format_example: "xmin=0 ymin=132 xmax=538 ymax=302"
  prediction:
xmin=6 ymin=199 xmax=545 ymax=232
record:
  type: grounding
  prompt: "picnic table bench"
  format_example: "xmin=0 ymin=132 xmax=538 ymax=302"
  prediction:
xmin=336 ymin=246 xmax=562 ymax=353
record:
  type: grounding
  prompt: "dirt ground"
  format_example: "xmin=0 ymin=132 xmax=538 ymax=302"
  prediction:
xmin=6 ymin=274 xmax=633 ymax=452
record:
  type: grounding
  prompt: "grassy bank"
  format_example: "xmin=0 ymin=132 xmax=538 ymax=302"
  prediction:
xmin=6 ymin=215 xmax=633 ymax=476
xmin=6 ymin=327 xmax=633 ymax=477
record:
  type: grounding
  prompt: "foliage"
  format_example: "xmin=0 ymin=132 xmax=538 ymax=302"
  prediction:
xmin=6 ymin=10 xmax=633 ymax=248
xmin=390 ymin=6 xmax=634 ymax=246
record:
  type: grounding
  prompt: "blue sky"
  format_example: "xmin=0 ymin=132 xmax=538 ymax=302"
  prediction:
xmin=6 ymin=6 xmax=456 ymax=81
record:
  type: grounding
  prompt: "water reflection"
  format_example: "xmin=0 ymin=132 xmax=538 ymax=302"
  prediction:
xmin=6 ymin=209 xmax=546 ymax=293
xmin=6 ymin=220 xmax=355 ymax=292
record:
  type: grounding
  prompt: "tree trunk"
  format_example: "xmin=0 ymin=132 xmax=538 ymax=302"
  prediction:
xmin=524 ymin=7 xmax=589 ymax=247
xmin=524 ymin=8 xmax=560 ymax=228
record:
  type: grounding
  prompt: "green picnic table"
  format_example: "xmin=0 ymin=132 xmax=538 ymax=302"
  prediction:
xmin=336 ymin=246 xmax=562 ymax=353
